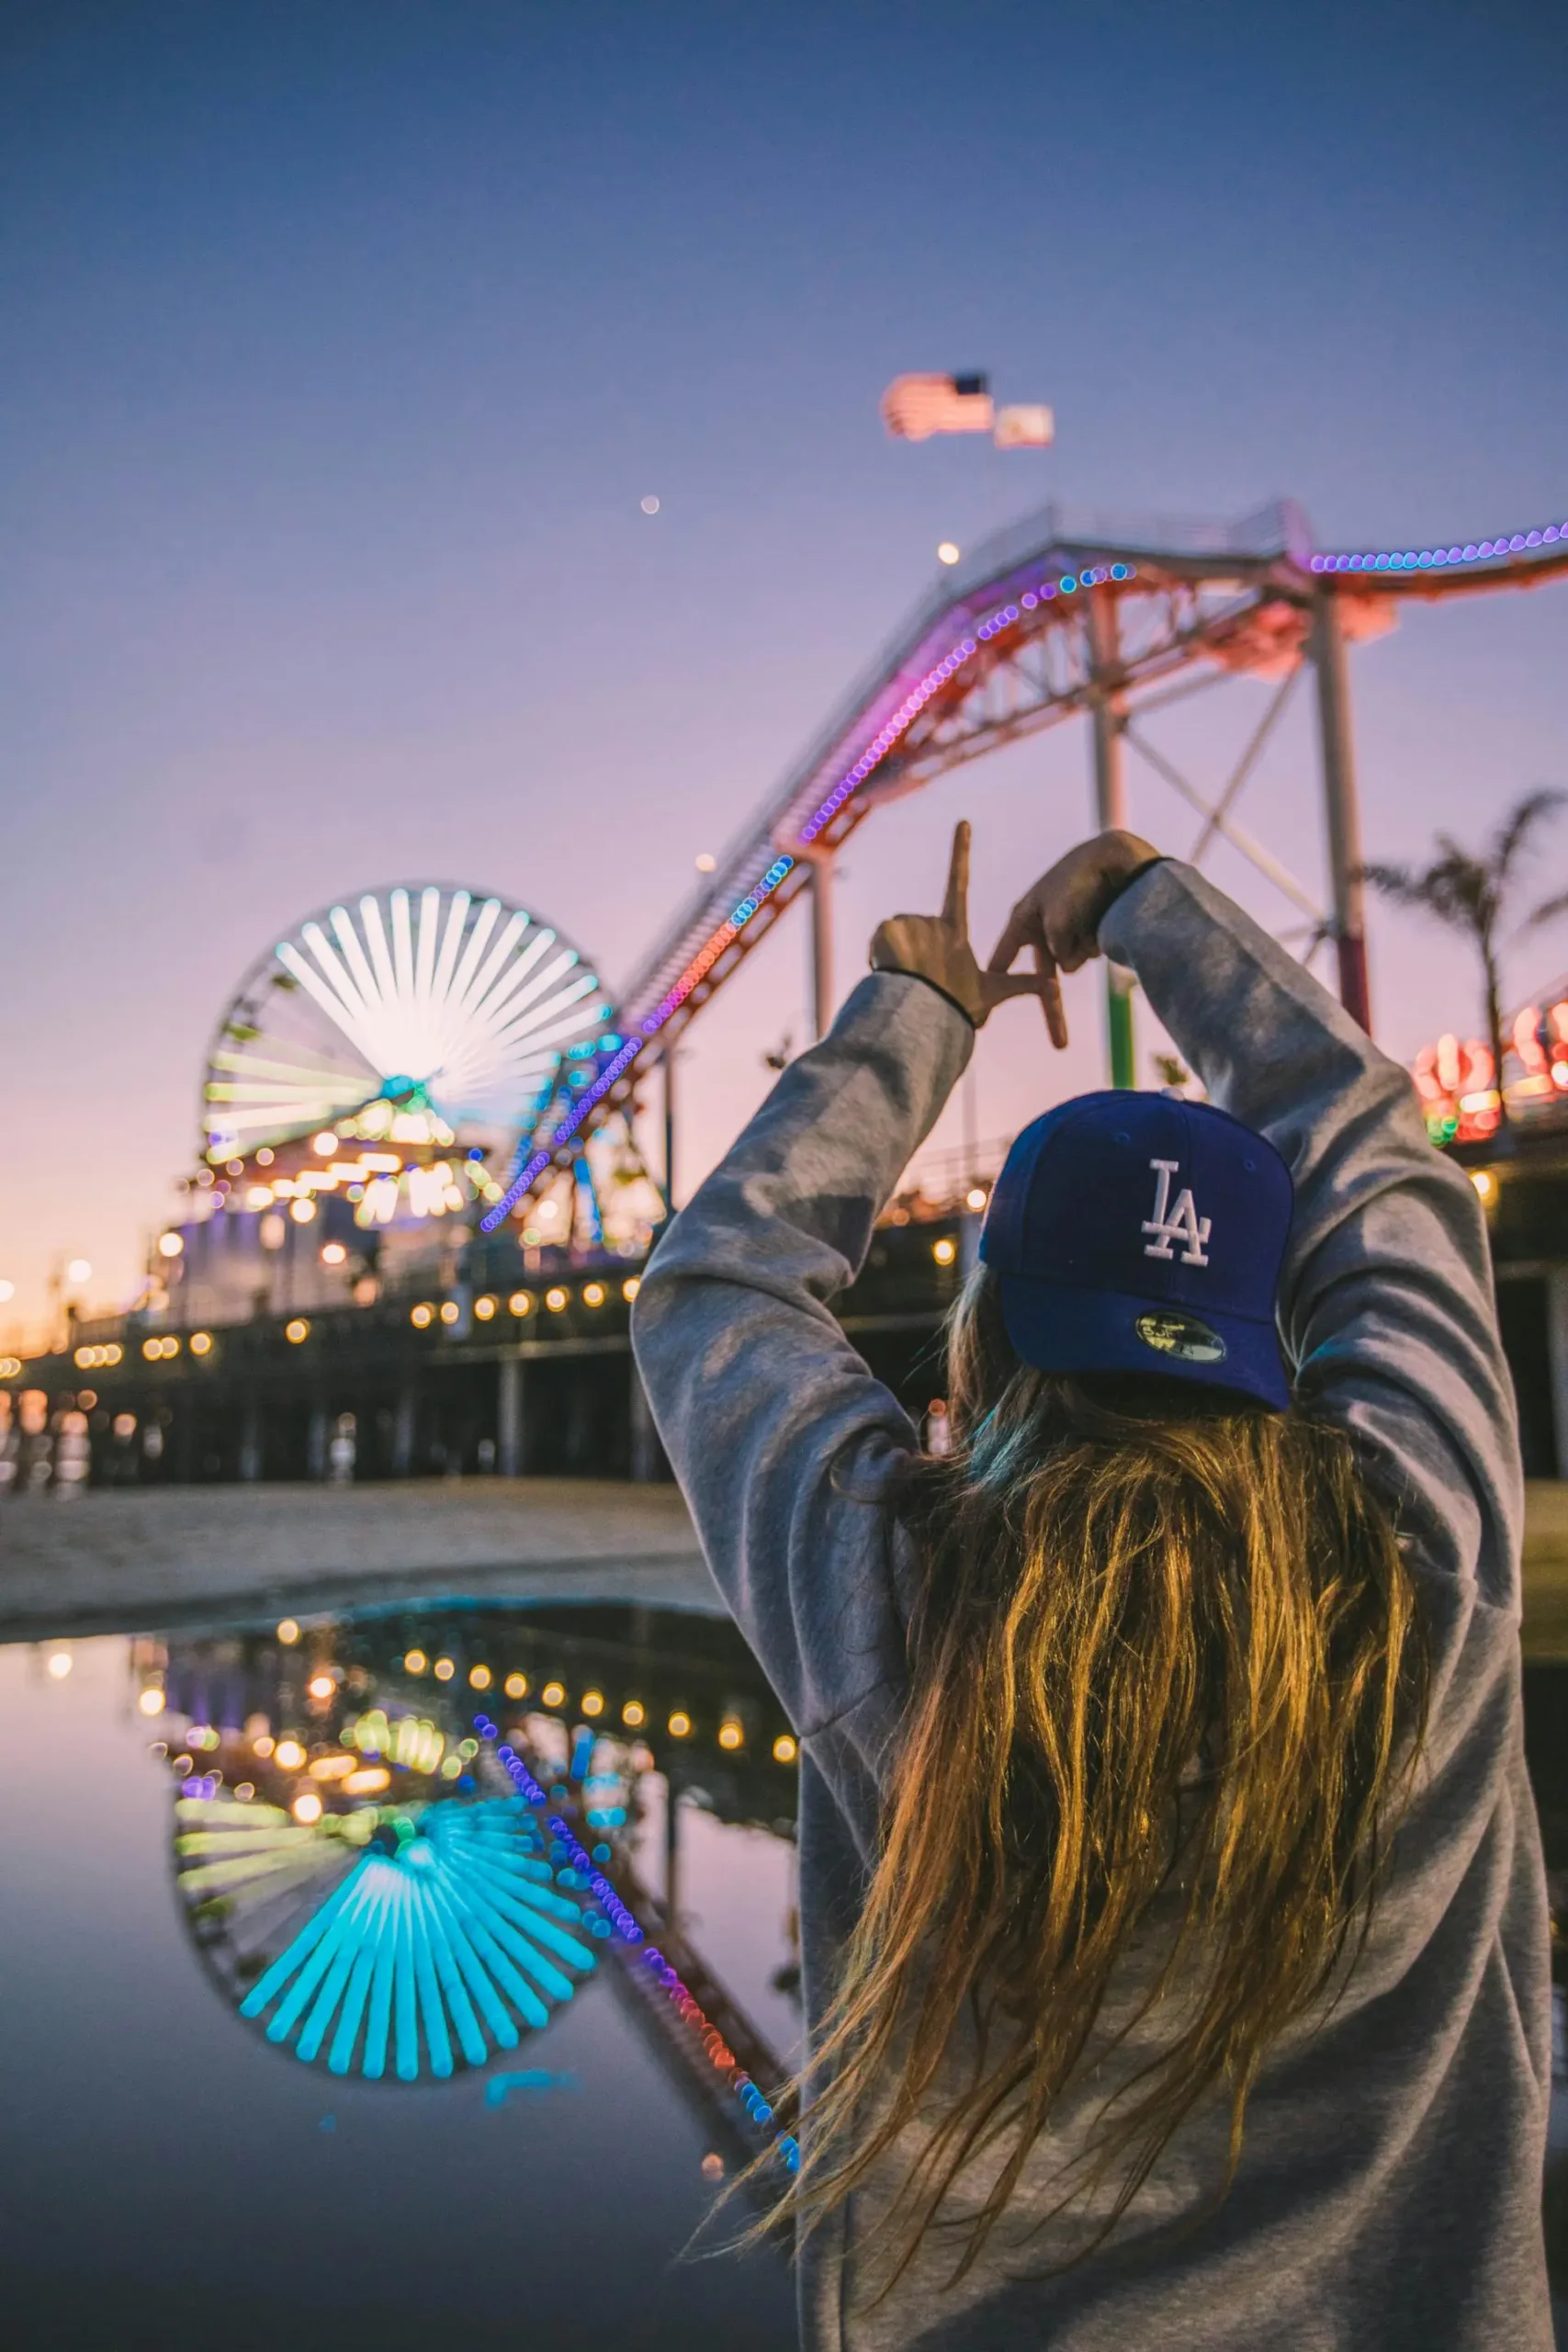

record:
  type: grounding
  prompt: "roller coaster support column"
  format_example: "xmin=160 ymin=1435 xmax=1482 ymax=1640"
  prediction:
xmin=497 ymin=1357 xmax=524 ymax=1478
xmin=784 ymin=839 xmax=836 ymax=1040
xmin=661 ymin=1034 xmax=679 ymax=1216
xmin=1088 ymin=593 xmax=1136 ymax=1088
xmin=664 ymin=1782 xmax=682 ymax=1930
xmin=629 ymin=1359 xmax=660 ymax=1482
xmin=774 ymin=832 xmax=836 ymax=1038
xmin=1311 ymin=592 xmax=1372 ymax=1035
xmin=810 ymin=854 xmax=834 ymax=1040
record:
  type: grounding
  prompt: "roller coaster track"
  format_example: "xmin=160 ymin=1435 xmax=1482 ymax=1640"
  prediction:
xmin=484 ymin=498 xmax=1568 ymax=1227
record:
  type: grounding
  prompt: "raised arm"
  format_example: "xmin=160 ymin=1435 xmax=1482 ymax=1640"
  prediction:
xmin=1010 ymin=842 xmax=1519 ymax=1606
xmin=630 ymin=968 xmax=971 ymax=1742
xmin=632 ymin=823 xmax=1052 ymax=1745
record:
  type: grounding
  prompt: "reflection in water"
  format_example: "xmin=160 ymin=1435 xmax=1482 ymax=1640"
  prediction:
xmin=10 ymin=1626 xmax=1568 ymax=2343
xmin=180 ymin=1792 xmax=597 ymax=2077
xmin=143 ymin=1601 xmax=802 ymax=2176
xmin=148 ymin=1624 xmax=1568 ymax=2322
xmin=0 ymin=1626 xmax=799 ymax=2350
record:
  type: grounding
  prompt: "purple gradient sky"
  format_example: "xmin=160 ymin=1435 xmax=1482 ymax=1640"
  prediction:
xmin=2 ymin=2 xmax=1565 ymax=1332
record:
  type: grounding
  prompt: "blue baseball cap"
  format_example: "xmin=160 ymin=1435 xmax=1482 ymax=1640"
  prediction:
xmin=978 ymin=1091 xmax=1293 ymax=1409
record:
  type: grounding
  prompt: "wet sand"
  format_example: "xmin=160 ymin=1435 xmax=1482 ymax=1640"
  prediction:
xmin=9 ymin=1475 xmax=1568 ymax=1653
xmin=0 ymin=1477 xmax=714 ymax=1638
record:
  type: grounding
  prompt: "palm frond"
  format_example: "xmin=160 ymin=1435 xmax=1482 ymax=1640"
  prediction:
xmin=1364 ymin=797 xmax=1568 ymax=1076
xmin=1357 ymin=861 xmax=1427 ymax=905
xmin=1528 ymin=888 xmax=1568 ymax=933
xmin=1359 ymin=858 xmax=1486 ymax=933
xmin=1493 ymin=788 xmax=1566 ymax=884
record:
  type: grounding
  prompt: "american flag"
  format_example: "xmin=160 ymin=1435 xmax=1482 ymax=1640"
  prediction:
xmin=881 ymin=372 xmax=994 ymax=441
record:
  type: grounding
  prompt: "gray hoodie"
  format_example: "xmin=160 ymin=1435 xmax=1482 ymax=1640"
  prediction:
xmin=632 ymin=859 xmax=1551 ymax=2350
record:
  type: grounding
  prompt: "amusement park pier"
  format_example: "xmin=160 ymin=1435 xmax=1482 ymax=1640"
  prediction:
xmin=6 ymin=496 xmax=1568 ymax=1497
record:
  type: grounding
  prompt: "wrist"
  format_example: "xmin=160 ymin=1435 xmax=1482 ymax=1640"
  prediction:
xmin=1101 ymin=830 xmax=1161 ymax=879
xmin=891 ymin=967 xmax=979 ymax=1028
xmin=869 ymin=956 xmax=980 ymax=1028
xmin=1097 ymin=848 xmax=1167 ymax=931
xmin=869 ymin=918 xmax=984 ymax=1025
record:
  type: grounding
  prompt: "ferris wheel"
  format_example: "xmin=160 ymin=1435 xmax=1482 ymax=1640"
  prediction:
xmin=200 ymin=883 xmax=619 ymax=1168
xmin=175 ymin=1787 xmax=600 ymax=2080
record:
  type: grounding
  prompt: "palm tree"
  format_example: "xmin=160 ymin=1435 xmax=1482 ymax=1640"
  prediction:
xmin=1361 ymin=788 xmax=1566 ymax=1137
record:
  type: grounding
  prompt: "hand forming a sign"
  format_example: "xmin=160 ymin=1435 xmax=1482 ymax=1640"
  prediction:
xmin=870 ymin=821 xmax=1069 ymax=1038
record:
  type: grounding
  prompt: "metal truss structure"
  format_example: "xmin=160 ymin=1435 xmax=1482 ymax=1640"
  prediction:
xmin=484 ymin=498 xmax=1568 ymax=1227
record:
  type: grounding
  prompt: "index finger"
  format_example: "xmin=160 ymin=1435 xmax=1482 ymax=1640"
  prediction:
xmin=986 ymin=899 xmax=1033 ymax=975
xmin=942 ymin=820 xmax=971 ymax=936
xmin=1036 ymin=943 xmax=1068 ymax=1050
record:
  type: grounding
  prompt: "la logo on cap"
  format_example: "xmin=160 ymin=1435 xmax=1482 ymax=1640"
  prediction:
xmin=1141 ymin=1159 xmax=1210 ymax=1267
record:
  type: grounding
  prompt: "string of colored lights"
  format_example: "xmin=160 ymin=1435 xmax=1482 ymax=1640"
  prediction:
xmin=635 ymin=1940 xmax=800 ymax=2172
xmin=477 ymin=1720 xmax=643 ymax=1943
xmin=1310 ymin=520 xmax=1567 ymax=574
xmin=475 ymin=1710 xmax=799 ymax=2171
xmin=480 ymin=560 xmax=1135 ymax=1231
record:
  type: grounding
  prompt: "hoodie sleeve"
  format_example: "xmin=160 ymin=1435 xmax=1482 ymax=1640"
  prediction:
xmin=1100 ymin=859 xmax=1521 ymax=1610
xmin=630 ymin=971 xmax=973 ymax=1754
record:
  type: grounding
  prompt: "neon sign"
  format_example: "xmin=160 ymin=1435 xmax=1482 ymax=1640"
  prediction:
xmin=1414 ymin=998 xmax=1568 ymax=1142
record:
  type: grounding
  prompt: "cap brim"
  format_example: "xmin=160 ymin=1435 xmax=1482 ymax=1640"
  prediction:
xmin=998 ymin=1272 xmax=1291 ymax=1412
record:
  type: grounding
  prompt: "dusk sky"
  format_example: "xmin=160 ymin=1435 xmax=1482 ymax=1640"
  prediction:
xmin=3 ymin=1 xmax=1565 ymax=1332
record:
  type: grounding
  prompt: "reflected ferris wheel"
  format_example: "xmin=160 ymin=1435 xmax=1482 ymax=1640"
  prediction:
xmin=200 ymin=882 xmax=620 ymax=1170
xmin=175 ymin=1787 xmax=599 ymax=2080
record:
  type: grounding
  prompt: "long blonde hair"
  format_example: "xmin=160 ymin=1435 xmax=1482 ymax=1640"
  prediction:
xmin=786 ymin=1265 xmax=1427 ymax=2287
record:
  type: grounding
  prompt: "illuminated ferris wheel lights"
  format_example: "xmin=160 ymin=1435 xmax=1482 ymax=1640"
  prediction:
xmin=276 ymin=908 xmax=602 ymax=1110
xmin=208 ymin=883 xmax=646 ymax=1238
xmin=269 ymin=889 xmax=601 ymax=1127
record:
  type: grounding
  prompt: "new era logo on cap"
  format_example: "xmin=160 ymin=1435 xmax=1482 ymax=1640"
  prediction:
xmin=979 ymin=1092 xmax=1292 ymax=1409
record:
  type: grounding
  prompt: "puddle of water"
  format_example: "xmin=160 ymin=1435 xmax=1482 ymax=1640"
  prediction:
xmin=0 ymin=1603 xmax=800 ymax=2352
xmin=8 ymin=1616 xmax=1567 ymax=2346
